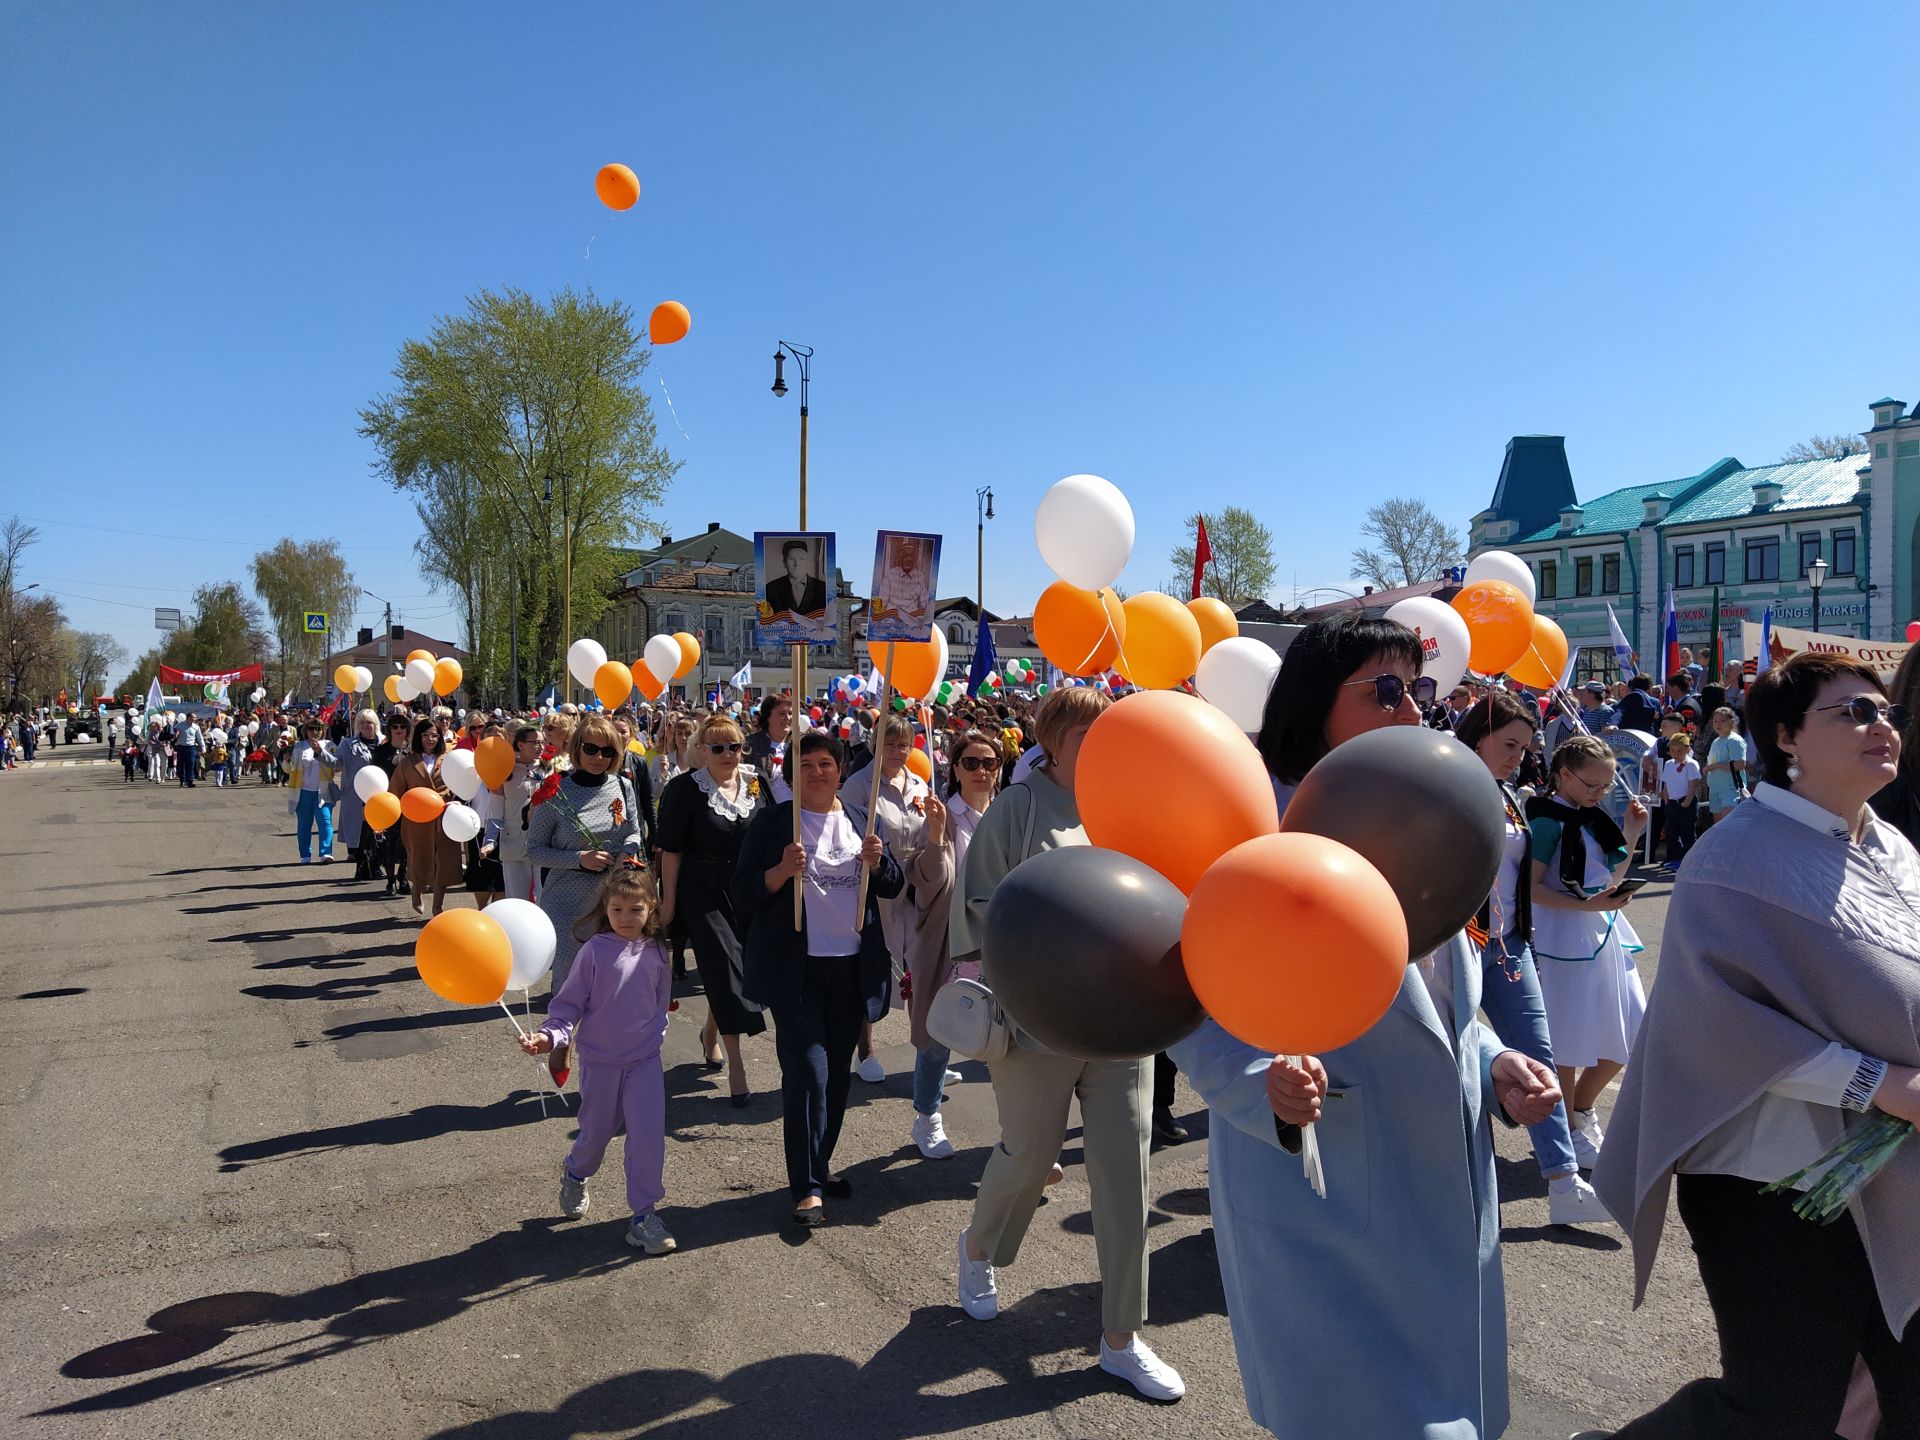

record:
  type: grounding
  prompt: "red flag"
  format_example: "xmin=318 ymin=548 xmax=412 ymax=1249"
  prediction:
xmin=1191 ymin=517 xmax=1213 ymax=600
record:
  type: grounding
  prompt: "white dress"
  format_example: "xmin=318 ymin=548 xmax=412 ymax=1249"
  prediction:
xmin=1529 ymin=799 xmax=1647 ymax=1068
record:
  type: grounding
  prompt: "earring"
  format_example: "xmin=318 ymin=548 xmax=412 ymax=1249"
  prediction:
xmin=1786 ymin=757 xmax=1801 ymax=782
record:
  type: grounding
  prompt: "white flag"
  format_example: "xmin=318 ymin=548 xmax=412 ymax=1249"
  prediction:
xmin=144 ymin=676 xmax=164 ymax=714
xmin=728 ymin=661 xmax=753 ymax=690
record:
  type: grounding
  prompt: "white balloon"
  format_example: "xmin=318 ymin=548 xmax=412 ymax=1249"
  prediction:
xmin=489 ymin=898 xmax=557 ymax=991
xmin=568 ymin=638 xmax=607 ymax=688
xmin=440 ymin=801 xmax=481 ymax=843
xmin=352 ymin=765 xmax=389 ymax=803
xmin=404 ymin=657 xmax=435 ymax=693
xmin=644 ymin=633 xmax=682 ymax=685
xmin=250 ymin=688 xmax=265 ymax=703
xmin=441 ymin=748 xmax=481 ymax=800
xmin=1384 ymin=596 xmax=1472 ymax=695
xmin=351 ymin=665 xmax=373 ymax=695
xmin=1462 ymin=550 xmax=1536 ymax=606
xmin=1034 ymin=473 xmax=1135 ymax=592
xmin=395 ymin=676 xmax=420 ymax=702
xmin=1195 ymin=637 xmax=1282 ymax=733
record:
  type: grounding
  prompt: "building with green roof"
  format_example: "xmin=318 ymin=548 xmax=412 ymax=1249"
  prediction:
xmin=1468 ymin=393 xmax=1919 ymax=677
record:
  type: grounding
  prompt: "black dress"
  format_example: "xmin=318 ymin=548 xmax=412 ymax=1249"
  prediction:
xmin=656 ymin=768 xmax=768 ymax=1036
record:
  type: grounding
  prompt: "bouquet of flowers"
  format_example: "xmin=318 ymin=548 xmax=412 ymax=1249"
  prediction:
xmin=531 ymin=771 xmax=602 ymax=851
xmin=1763 ymin=1112 xmax=1913 ymax=1224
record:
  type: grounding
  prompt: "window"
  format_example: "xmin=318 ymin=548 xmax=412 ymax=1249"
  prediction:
xmin=1600 ymin=554 xmax=1620 ymax=594
xmin=1574 ymin=556 xmax=1593 ymax=596
xmin=1704 ymin=542 xmax=1725 ymax=586
xmin=1876 ymin=442 xmax=1889 ymax=459
xmin=1745 ymin=538 xmax=1780 ymax=582
xmin=1674 ymin=546 xmax=1695 ymax=589
xmin=1833 ymin=529 xmax=1857 ymax=576
xmin=1798 ymin=534 xmax=1823 ymax=577
xmin=662 ymin=610 xmax=686 ymax=635
xmin=704 ymin=612 xmax=726 ymax=657
xmin=1538 ymin=559 xmax=1557 ymax=599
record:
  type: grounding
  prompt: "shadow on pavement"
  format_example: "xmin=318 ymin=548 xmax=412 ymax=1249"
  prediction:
xmin=241 ymin=966 xmax=419 ymax=1002
xmin=215 ymin=1091 xmax=550 ymax=1171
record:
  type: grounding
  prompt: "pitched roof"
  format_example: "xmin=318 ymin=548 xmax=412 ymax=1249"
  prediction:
xmin=1514 ymin=453 xmax=1867 ymax=541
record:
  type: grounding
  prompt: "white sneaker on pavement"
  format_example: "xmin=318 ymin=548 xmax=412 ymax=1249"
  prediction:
xmin=855 ymin=1052 xmax=886 ymax=1083
xmin=627 ymin=1211 xmax=677 ymax=1254
xmin=559 ymin=1170 xmax=589 ymax=1218
xmin=943 ymin=1068 xmax=962 ymax=1085
xmin=1548 ymin=1175 xmax=1617 ymax=1227
xmin=1571 ymin=1108 xmax=1605 ymax=1169
xmin=1099 ymin=1335 xmax=1185 ymax=1401
xmin=956 ymin=1228 xmax=997 ymax=1320
xmin=912 ymin=1112 xmax=955 ymax=1159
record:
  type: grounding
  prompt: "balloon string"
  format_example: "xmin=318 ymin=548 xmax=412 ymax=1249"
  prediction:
xmin=498 ymin=998 xmax=529 ymax=1039
xmin=584 ymin=231 xmax=597 ymax=261
xmin=1074 ymin=591 xmax=1120 ymax=677
xmin=657 ymin=377 xmax=691 ymax=442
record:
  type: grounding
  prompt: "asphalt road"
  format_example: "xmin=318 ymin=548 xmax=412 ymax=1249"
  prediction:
xmin=1 ymin=742 xmax=1718 ymax=1438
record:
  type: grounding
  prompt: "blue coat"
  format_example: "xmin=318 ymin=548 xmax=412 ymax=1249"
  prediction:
xmin=1169 ymin=781 xmax=1515 ymax=1439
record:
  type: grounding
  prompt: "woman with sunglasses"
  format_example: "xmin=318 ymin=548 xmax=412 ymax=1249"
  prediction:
xmin=497 ymin=724 xmax=545 ymax=903
xmin=1529 ymin=733 xmax=1650 ymax=1172
xmin=656 ymin=715 xmax=768 ymax=1105
xmin=335 ymin=709 xmax=385 ymax=882
xmin=1168 ymin=613 xmax=1564 ymax=1438
xmin=370 ymin=712 xmax=415 ymax=897
xmin=1593 ymin=652 xmax=1920 ymax=1437
xmin=528 ymin=712 xmax=646 ymax=1000
xmin=391 ymin=717 xmax=464 ymax=916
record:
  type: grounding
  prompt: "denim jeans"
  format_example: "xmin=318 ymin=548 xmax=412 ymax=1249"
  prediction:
xmin=1478 ymin=936 xmax=1579 ymax=1178
xmin=177 ymin=749 xmax=197 ymax=786
xmin=296 ymin=789 xmax=334 ymax=861
xmin=912 ymin=1043 xmax=951 ymax=1116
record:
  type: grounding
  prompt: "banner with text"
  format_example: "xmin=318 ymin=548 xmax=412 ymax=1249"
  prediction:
xmin=1740 ymin=622 xmax=1911 ymax=679
xmin=157 ymin=663 xmax=266 ymax=685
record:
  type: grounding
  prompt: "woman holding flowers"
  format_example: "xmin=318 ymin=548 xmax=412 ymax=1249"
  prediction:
xmin=527 ymin=712 xmax=644 ymax=1001
xmin=1595 ymin=651 xmax=1920 ymax=1437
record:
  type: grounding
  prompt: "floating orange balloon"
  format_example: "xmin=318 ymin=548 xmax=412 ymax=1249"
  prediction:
xmin=363 ymin=791 xmax=402 ymax=833
xmin=433 ymin=657 xmax=463 ymax=696
xmin=1449 ymin=579 xmax=1534 ymax=676
xmin=333 ymin=663 xmax=358 ymax=693
xmin=905 ymin=749 xmax=933 ymax=784
xmin=415 ymin=909 xmax=513 ymax=1006
xmin=1508 ymin=613 xmax=1571 ymax=689
xmin=1034 ymin=582 xmax=1125 ymax=677
xmin=649 ymin=301 xmax=690 ymax=346
xmin=1182 ymin=832 xmax=1409 ymax=1054
xmin=406 ymin=649 xmax=434 ymax=667
xmin=474 ymin=735 xmax=514 ymax=789
xmin=673 ymin=632 xmax=701 ymax=679
xmin=1115 ymin=592 xmax=1202 ymax=690
xmin=595 ymin=659 xmax=634 ymax=708
xmin=634 ymin=666 xmax=665 ymax=701
xmin=1187 ymin=597 xmax=1238 ymax=656
xmin=400 ymin=787 xmax=445 ymax=825
xmin=383 ymin=675 xmax=406 ymax=704
xmin=1075 ymin=691 xmax=1277 ymax=893
xmin=875 ymin=632 xmax=946 ymax=702
xmin=595 ymin=163 xmax=640 ymax=211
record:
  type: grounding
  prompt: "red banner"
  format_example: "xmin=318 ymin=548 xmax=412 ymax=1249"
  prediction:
xmin=158 ymin=664 xmax=265 ymax=684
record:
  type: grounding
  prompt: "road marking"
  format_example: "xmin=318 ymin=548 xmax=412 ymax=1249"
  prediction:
xmin=12 ymin=758 xmax=113 ymax=769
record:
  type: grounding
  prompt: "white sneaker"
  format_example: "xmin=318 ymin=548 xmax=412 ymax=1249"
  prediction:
xmin=319 ymin=853 xmax=334 ymax=864
xmin=627 ymin=1211 xmax=677 ymax=1254
xmin=943 ymin=1068 xmax=962 ymax=1085
xmin=1099 ymin=1334 xmax=1185 ymax=1401
xmin=912 ymin=1112 xmax=955 ymax=1159
xmin=1571 ymin=1109 xmax=1604 ymax=1170
xmin=1548 ymin=1175 xmax=1617 ymax=1227
xmin=855 ymin=1052 xmax=886 ymax=1083
xmin=956 ymin=1228 xmax=997 ymax=1320
xmin=559 ymin=1170 xmax=589 ymax=1218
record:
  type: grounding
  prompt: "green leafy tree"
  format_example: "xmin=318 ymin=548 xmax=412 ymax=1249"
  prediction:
xmin=1350 ymin=497 xmax=1461 ymax=590
xmin=1167 ymin=507 xmax=1276 ymax=604
xmin=117 ymin=582 xmax=269 ymax=699
xmin=251 ymin=538 xmax=357 ymax=699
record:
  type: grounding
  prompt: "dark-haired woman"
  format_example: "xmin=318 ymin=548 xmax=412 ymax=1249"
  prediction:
xmin=1170 ymin=613 xmax=1564 ymax=1440
xmin=1596 ymin=651 xmax=1920 ymax=1437
xmin=1456 ymin=691 xmax=1616 ymax=1227
xmin=391 ymin=717 xmax=462 ymax=916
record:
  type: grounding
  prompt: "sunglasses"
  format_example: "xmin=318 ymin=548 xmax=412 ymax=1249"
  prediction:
xmin=707 ymin=742 xmax=743 ymax=755
xmin=956 ymin=754 xmax=997 ymax=772
xmin=1344 ymin=674 xmax=1408 ymax=710
xmin=1815 ymin=697 xmax=1910 ymax=728
xmin=579 ymin=742 xmax=619 ymax=760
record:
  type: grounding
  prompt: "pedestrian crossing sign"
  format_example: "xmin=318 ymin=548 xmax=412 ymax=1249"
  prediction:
xmin=304 ymin=612 xmax=329 ymax=633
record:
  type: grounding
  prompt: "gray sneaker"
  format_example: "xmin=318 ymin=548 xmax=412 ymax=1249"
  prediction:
xmin=627 ymin=1211 xmax=677 ymax=1255
xmin=559 ymin=1170 xmax=589 ymax=1219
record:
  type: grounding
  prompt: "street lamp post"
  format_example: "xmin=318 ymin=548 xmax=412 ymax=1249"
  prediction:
xmin=1808 ymin=556 xmax=1829 ymax=635
xmin=975 ymin=486 xmax=995 ymax=625
xmin=771 ymin=341 xmax=813 ymax=698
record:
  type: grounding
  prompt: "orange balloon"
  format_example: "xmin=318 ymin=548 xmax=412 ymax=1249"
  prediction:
xmin=1450 ymin=579 xmax=1534 ymax=676
xmin=905 ymin=749 xmax=933 ymax=784
xmin=1182 ymin=832 xmax=1409 ymax=1054
xmin=875 ymin=635 xmax=945 ymax=701
xmin=1034 ymin=582 xmax=1125 ymax=677
xmin=1075 ymin=691 xmax=1277 ymax=893
xmin=433 ymin=657 xmax=463 ymax=696
xmin=363 ymin=791 xmax=403 ymax=833
xmin=1187 ymin=596 xmax=1239 ymax=656
xmin=634 ymin=666 xmax=665 ymax=701
xmin=474 ymin=735 xmax=514 ymax=789
xmin=1115 ymin=592 xmax=1203 ymax=690
xmin=383 ymin=675 xmax=406 ymax=704
xmin=595 ymin=163 xmax=640 ymax=211
xmin=415 ymin=909 xmax=512 ymax=1006
xmin=595 ymin=660 xmax=634 ymax=708
xmin=649 ymin=301 xmax=690 ymax=345
xmin=400 ymin=787 xmax=445 ymax=825
xmin=406 ymin=649 xmax=434 ymax=667
xmin=672 ymin=632 xmax=701 ymax=679
xmin=1508 ymin=613 xmax=1571 ymax=689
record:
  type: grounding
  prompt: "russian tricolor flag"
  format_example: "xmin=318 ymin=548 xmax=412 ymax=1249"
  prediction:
xmin=1661 ymin=586 xmax=1680 ymax=685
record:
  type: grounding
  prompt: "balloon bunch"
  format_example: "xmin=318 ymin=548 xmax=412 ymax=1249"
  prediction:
xmin=566 ymin=633 xmax=700 ymax=708
xmin=833 ymin=674 xmax=870 ymax=704
xmin=591 ymin=164 xmax=693 ymax=350
xmin=381 ymin=648 xmax=462 ymax=706
xmin=415 ymin=903 xmax=569 ymax=1102
xmin=1382 ymin=551 xmax=1564 ymax=695
xmin=1002 ymin=659 xmax=1039 ymax=687
xmin=331 ymin=662 xmax=374 ymax=697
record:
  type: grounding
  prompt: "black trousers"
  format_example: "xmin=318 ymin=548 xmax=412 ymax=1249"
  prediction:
xmin=1615 ymin=1173 xmax=1919 ymax=1439
xmin=771 ymin=954 xmax=863 ymax=1201
xmin=1153 ymin=1052 xmax=1178 ymax=1111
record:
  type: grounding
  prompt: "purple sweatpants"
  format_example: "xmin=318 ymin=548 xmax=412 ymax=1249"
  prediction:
xmin=566 ymin=1055 xmax=666 ymax=1216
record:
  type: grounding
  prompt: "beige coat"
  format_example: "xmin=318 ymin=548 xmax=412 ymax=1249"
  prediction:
xmin=905 ymin=838 xmax=956 ymax=1049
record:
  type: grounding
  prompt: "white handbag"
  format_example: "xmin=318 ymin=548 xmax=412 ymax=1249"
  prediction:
xmin=924 ymin=783 xmax=1038 ymax=1063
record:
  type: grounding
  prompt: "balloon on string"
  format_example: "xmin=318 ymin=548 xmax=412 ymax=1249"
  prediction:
xmin=1182 ymin=832 xmax=1409 ymax=1054
xmin=351 ymin=665 xmax=373 ymax=694
xmin=595 ymin=660 xmax=634 ymax=708
xmin=649 ymin=302 xmax=690 ymax=345
xmin=1907 ymin=621 xmax=1920 ymax=644
xmin=400 ymin=787 xmax=445 ymax=825
xmin=475 ymin=735 xmax=514 ymax=788
xmin=353 ymin=765 xmax=390 ymax=803
xmin=383 ymin=675 xmax=405 ymax=704
xmin=1034 ymin=474 xmax=1135 ymax=592
xmin=1449 ymin=579 xmax=1534 ymax=675
xmin=433 ymin=658 xmax=463 ymax=696
xmin=407 ymin=649 xmax=434 ymax=667
xmin=363 ymin=791 xmax=402 ymax=832
xmin=875 ymin=629 xmax=948 ymax=702
xmin=395 ymin=675 xmax=420 ymax=703
xmin=1508 ymin=614 xmax=1571 ymax=690
xmin=568 ymin=639 xmax=608 ymax=688
xmin=635 ymin=666 xmax=665 ymax=701
xmin=333 ymin=663 xmax=358 ymax=693
xmin=595 ymin=163 xmax=640 ymax=211
xmin=1187 ymin=597 xmax=1239 ymax=656
xmin=1383 ymin=596 xmax=1472 ymax=696
xmin=1195 ymin=636 xmax=1282 ymax=732
xmin=440 ymin=802 xmax=482 ymax=844
xmin=441 ymin=748 xmax=481 ymax=800
xmin=415 ymin=909 xmax=512 ymax=1006
xmin=404 ymin=657 xmax=436 ymax=693
xmin=905 ymin=749 xmax=933 ymax=784
xmin=673 ymin=632 xmax=701 ymax=678
xmin=251 ymin=688 xmax=265 ymax=703
xmin=1114 ymin=592 xmax=1202 ymax=690
xmin=1462 ymin=549 xmax=1537 ymax=606
xmin=638 ymin=635 xmax=676 ymax=685
xmin=489 ymin=898 xmax=558 ymax=991
xmin=809 ymin=706 xmax=823 ymax=723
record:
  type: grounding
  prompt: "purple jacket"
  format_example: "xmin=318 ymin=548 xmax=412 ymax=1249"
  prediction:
xmin=538 ymin=933 xmax=671 ymax=1066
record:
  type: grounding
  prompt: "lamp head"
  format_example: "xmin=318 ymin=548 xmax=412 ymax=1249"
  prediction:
xmin=772 ymin=351 xmax=788 ymax=397
xmin=1809 ymin=557 xmax=1828 ymax=589
xmin=984 ymin=488 xmax=995 ymax=520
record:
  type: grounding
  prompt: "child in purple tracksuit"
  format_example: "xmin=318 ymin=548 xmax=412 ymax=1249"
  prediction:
xmin=520 ymin=867 xmax=678 ymax=1255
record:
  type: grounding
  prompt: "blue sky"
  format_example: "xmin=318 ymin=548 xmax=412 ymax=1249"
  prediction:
xmin=3 ymin=2 xmax=1915 ymax=673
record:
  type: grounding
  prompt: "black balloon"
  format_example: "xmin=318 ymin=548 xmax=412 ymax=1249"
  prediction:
xmin=982 ymin=845 xmax=1203 ymax=1061
xmin=1280 ymin=725 xmax=1505 ymax=958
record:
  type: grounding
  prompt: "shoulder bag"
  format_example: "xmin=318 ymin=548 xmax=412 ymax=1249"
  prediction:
xmin=925 ymin=784 xmax=1038 ymax=1062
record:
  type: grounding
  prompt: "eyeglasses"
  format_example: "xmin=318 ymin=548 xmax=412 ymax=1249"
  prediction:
xmin=1815 ymin=697 xmax=1910 ymax=728
xmin=1410 ymin=678 xmax=1437 ymax=701
xmin=1343 ymin=674 xmax=1408 ymax=710
xmin=579 ymin=742 xmax=619 ymax=760
xmin=1564 ymin=769 xmax=1614 ymax=794
xmin=957 ymin=754 xmax=997 ymax=772
xmin=707 ymin=742 xmax=743 ymax=755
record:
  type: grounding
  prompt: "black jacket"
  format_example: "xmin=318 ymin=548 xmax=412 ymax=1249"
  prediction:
xmin=731 ymin=802 xmax=904 ymax=1019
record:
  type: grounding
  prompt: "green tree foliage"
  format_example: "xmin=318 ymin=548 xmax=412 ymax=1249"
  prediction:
xmin=250 ymin=538 xmax=357 ymax=699
xmin=358 ymin=287 xmax=680 ymax=703
xmin=1167 ymin=507 xmax=1276 ymax=604
xmin=117 ymin=582 xmax=270 ymax=698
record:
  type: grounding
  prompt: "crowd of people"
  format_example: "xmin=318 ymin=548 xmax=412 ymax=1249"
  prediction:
xmin=107 ymin=622 xmax=1920 ymax=1436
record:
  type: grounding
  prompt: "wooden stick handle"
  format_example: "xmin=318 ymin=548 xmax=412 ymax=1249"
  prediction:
xmin=792 ymin=646 xmax=806 ymax=931
xmin=855 ymin=644 xmax=895 ymax=918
